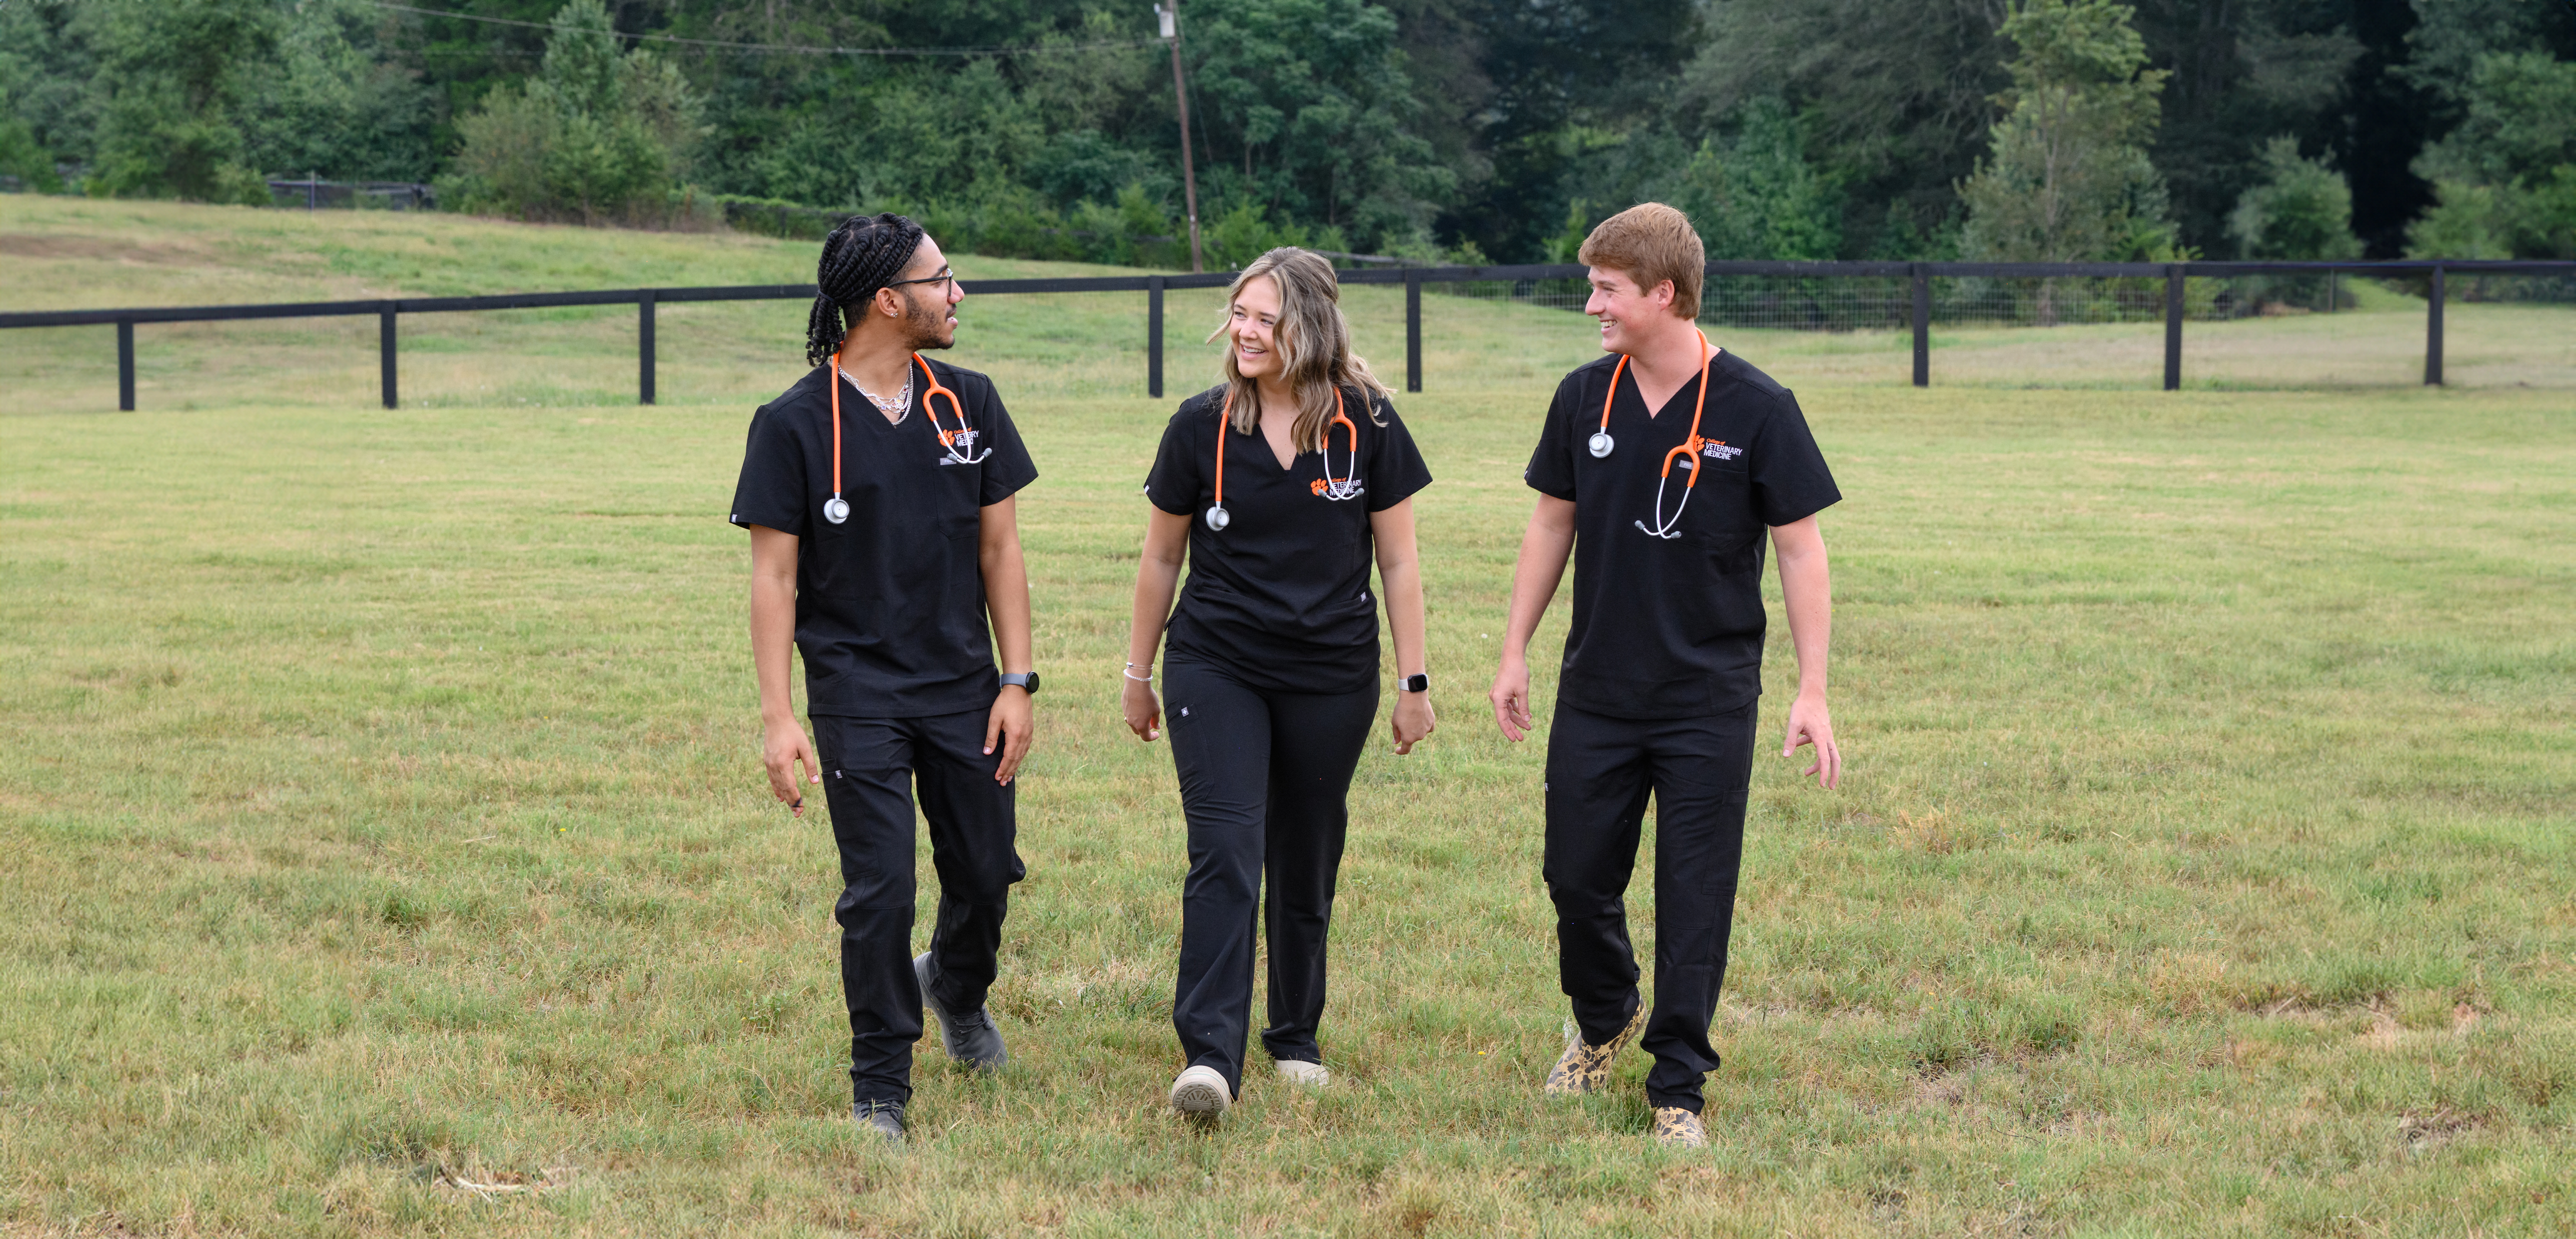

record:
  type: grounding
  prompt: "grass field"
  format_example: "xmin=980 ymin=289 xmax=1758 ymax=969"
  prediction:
xmin=5 ymin=201 xmax=2576 ymax=1237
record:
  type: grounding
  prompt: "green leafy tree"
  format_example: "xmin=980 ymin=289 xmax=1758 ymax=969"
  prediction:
xmin=1680 ymin=0 xmax=2010 ymax=259
xmin=2226 ymin=136 xmax=2361 ymax=259
xmin=2128 ymin=0 xmax=2361 ymax=250
xmin=1667 ymin=99 xmax=1841 ymax=260
xmin=2408 ymin=51 xmax=2576 ymax=260
xmin=0 ymin=5 xmax=86 ymax=183
xmin=1186 ymin=0 xmax=1455 ymax=253
xmin=83 ymin=0 xmax=279 ymax=203
xmin=1541 ymin=198 xmax=1590 ymax=263
xmin=2396 ymin=0 xmax=2567 ymax=108
xmin=1201 ymin=198 xmax=1313 ymax=268
xmin=749 ymin=59 xmax=1042 ymax=211
xmin=443 ymin=0 xmax=706 ymax=224
xmin=1959 ymin=0 xmax=2179 ymax=269
xmin=1432 ymin=0 xmax=1696 ymax=261
xmin=0 ymin=112 xmax=62 ymax=192
xmin=242 ymin=0 xmax=440 ymax=184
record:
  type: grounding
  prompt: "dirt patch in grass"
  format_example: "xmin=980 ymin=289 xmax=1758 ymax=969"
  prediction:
xmin=0 ymin=232 xmax=211 ymax=265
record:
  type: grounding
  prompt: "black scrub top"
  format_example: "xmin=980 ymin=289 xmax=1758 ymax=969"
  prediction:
xmin=1144 ymin=385 xmax=1433 ymax=694
xmin=1524 ymin=348 xmax=1838 ymax=719
xmin=728 ymin=358 xmax=1038 ymax=718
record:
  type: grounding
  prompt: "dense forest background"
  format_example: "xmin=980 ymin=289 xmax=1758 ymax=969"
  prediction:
xmin=2 ymin=0 xmax=2571 ymax=264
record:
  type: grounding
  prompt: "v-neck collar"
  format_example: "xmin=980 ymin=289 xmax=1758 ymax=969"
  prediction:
xmin=1231 ymin=422 xmax=1304 ymax=473
xmin=1626 ymin=345 xmax=1724 ymax=421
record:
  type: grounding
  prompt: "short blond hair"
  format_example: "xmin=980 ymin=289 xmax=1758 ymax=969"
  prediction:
xmin=1578 ymin=203 xmax=1704 ymax=320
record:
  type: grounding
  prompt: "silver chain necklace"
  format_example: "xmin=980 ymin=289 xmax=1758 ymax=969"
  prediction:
xmin=849 ymin=372 xmax=911 ymax=418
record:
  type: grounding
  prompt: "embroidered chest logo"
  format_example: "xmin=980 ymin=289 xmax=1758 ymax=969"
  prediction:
xmin=1310 ymin=477 xmax=1364 ymax=500
xmin=1700 ymin=440 xmax=1743 ymax=461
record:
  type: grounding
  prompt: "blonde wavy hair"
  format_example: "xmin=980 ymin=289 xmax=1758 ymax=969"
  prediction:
xmin=1205 ymin=247 xmax=1392 ymax=453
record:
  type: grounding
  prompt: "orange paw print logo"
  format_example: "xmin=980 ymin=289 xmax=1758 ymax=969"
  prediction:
xmin=1310 ymin=478 xmax=1328 ymax=496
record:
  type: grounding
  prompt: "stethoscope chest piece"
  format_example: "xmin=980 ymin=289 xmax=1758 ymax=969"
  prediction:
xmin=1204 ymin=503 xmax=1231 ymax=533
xmin=823 ymin=496 xmax=850 ymax=525
xmin=1588 ymin=431 xmax=1615 ymax=458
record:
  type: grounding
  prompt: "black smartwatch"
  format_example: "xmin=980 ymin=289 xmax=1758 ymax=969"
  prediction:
xmin=1398 ymin=672 xmax=1428 ymax=693
xmin=1000 ymin=672 xmax=1041 ymax=694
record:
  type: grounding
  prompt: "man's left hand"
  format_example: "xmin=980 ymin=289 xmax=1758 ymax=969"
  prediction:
xmin=986 ymin=686 xmax=1034 ymax=785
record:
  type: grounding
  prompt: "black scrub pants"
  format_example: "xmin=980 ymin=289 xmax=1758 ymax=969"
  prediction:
xmin=812 ymin=709 xmax=1024 ymax=1111
xmin=1543 ymin=699 xmax=1758 ymax=1115
xmin=1163 ymin=654 xmax=1380 ymax=1097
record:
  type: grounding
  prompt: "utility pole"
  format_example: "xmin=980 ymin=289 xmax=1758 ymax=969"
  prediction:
xmin=1156 ymin=2 xmax=1204 ymax=272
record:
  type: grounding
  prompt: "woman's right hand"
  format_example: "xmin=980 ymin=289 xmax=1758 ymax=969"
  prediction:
xmin=1122 ymin=674 xmax=1163 ymax=742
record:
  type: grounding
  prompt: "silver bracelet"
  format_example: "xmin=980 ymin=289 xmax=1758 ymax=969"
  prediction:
xmin=1122 ymin=663 xmax=1154 ymax=682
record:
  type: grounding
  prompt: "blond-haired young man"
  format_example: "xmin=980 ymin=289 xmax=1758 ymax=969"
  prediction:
xmin=1487 ymin=202 xmax=1842 ymax=1148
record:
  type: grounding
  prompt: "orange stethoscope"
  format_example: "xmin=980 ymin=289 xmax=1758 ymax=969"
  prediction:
xmin=1590 ymin=332 xmax=1717 ymax=539
xmin=1203 ymin=385 xmax=1360 ymax=533
xmin=821 ymin=352 xmax=988 ymax=525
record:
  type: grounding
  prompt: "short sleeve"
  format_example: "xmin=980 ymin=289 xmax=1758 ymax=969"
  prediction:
xmin=1523 ymin=373 xmax=1581 ymax=502
xmin=1749 ymin=390 xmax=1841 ymax=527
xmin=728 ymin=403 xmax=808 ymax=535
xmin=970 ymin=382 xmax=1038 ymax=506
xmin=1362 ymin=396 xmax=1432 ymax=512
xmin=1142 ymin=401 xmax=1206 ymax=515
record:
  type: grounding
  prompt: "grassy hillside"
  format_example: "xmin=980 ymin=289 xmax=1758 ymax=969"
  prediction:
xmin=4 ymin=199 xmax=2569 ymax=419
xmin=4 ymin=362 xmax=2573 ymax=1232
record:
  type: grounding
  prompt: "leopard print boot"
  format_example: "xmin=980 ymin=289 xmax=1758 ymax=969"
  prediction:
xmin=1650 ymin=1106 xmax=1707 ymax=1148
xmin=1541 ymin=1003 xmax=1647 ymax=1096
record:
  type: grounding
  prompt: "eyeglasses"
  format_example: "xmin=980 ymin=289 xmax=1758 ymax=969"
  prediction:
xmin=886 ymin=268 xmax=956 ymax=294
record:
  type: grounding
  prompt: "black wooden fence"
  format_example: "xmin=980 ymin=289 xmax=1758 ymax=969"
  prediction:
xmin=3 ymin=259 xmax=2567 ymax=411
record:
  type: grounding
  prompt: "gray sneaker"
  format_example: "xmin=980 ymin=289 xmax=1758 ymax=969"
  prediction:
xmin=854 ymin=1100 xmax=904 ymax=1144
xmin=914 ymin=952 xmax=1008 ymax=1070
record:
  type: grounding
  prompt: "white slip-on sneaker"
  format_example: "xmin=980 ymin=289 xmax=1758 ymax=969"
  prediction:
xmin=1169 ymin=1065 xmax=1232 ymax=1118
xmin=1274 ymin=1060 xmax=1330 ymax=1088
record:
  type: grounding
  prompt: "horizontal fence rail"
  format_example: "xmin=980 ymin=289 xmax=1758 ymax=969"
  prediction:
xmin=4 ymin=259 xmax=2569 ymax=411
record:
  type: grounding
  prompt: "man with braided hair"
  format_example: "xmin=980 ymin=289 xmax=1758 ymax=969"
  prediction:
xmin=728 ymin=215 xmax=1041 ymax=1144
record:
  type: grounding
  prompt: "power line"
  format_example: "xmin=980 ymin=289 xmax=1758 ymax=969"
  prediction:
xmin=364 ymin=1 xmax=1160 ymax=58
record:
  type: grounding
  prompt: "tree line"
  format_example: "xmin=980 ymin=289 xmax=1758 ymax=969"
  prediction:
xmin=2 ymin=0 xmax=2570 ymax=265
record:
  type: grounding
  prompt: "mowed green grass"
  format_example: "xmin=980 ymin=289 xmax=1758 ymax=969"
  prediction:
xmin=5 ymin=359 xmax=2573 ymax=1236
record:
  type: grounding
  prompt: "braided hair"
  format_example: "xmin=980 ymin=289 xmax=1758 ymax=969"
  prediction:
xmin=805 ymin=212 xmax=927 ymax=367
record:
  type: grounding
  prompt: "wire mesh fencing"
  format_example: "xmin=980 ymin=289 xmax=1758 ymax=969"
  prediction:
xmin=263 ymin=180 xmax=437 ymax=211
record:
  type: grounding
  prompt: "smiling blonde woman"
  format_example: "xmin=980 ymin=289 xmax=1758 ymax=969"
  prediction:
xmin=1119 ymin=247 xmax=1437 ymax=1120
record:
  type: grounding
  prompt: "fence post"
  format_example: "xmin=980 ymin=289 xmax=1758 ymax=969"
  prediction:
xmin=1404 ymin=268 xmax=1422 ymax=394
xmin=380 ymin=302 xmax=398 ymax=410
xmin=2162 ymin=265 xmax=2184 ymax=392
xmin=1910 ymin=265 xmax=1929 ymax=388
xmin=1147 ymin=275 xmax=1165 ymax=399
xmin=117 ymin=319 xmax=136 ymax=411
xmin=2425 ymin=265 xmax=2445 ymax=386
xmin=638 ymin=289 xmax=656 ymax=406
